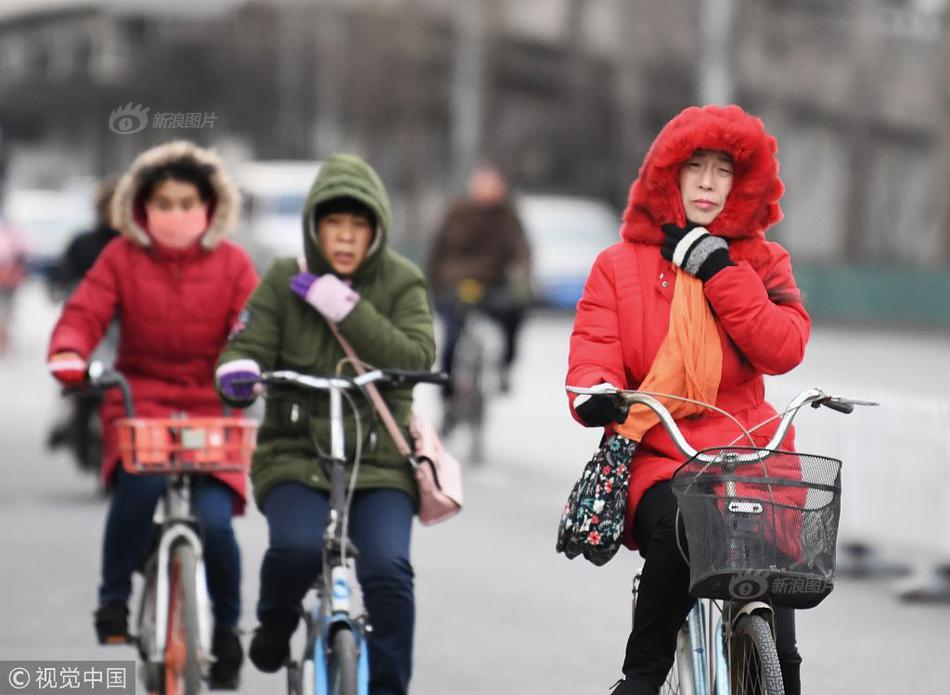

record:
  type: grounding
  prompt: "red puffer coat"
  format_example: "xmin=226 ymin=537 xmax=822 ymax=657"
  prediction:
xmin=48 ymin=141 xmax=258 ymax=506
xmin=567 ymin=106 xmax=812 ymax=549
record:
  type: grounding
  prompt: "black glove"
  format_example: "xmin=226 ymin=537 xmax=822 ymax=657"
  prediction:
xmin=660 ymin=223 xmax=734 ymax=282
xmin=575 ymin=391 xmax=628 ymax=427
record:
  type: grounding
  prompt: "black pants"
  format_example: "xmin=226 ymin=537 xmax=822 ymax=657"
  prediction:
xmin=623 ymin=482 xmax=802 ymax=694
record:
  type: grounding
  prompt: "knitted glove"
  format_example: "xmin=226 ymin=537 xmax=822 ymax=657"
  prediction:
xmin=290 ymin=272 xmax=360 ymax=322
xmin=48 ymin=351 xmax=88 ymax=386
xmin=216 ymin=359 xmax=261 ymax=405
xmin=573 ymin=382 xmax=628 ymax=427
xmin=660 ymin=223 xmax=734 ymax=282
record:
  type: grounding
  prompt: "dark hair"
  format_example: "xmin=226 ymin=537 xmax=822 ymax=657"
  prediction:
xmin=94 ymin=175 xmax=120 ymax=226
xmin=314 ymin=196 xmax=376 ymax=229
xmin=138 ymin=157 xmax=215 ymax=204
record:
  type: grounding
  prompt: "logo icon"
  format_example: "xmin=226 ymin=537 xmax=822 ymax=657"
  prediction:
xmin=729 ymin=571 xmax=769 ymax=599
xmin=8 ymin=667 xmax=30 ymax=690
xmin=109 ymin=103 xmax=150 ymax=134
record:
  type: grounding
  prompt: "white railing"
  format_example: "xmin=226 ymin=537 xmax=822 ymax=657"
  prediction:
xmin=767 ymin=380 xmax=950 ymax=558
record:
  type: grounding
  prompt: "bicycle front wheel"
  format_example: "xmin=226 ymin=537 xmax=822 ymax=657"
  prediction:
xmin=730 ymin=614 xmax=784 ymax=695
xmin=164 ymin=542 xmax=203 ymax=695
xmin=328 ymin=628 xmax=358 ymax=695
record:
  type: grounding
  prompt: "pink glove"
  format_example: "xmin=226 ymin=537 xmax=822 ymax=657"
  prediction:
xmin=290 ymin=272 xmax=360 ymax=323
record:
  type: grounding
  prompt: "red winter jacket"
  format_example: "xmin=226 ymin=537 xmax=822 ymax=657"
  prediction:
xmin=48 ymin=141 xmax=258 ymax=506
xmin=566 ymin=106 xmax=811 ymax=549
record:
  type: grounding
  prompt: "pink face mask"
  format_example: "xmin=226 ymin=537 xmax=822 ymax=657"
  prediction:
xmin=146 ymin=207 xmax=209 ymax=249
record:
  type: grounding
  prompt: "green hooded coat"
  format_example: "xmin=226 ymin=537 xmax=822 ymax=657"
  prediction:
xmin=218 ymin=154 xmax=436 ymax=507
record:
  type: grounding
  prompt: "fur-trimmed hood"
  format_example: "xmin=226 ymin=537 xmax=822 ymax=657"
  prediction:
xmin=620 ymin=105 xmax=783 ymax=264
xmin=110 ymin=140 xmax=241 ymax=250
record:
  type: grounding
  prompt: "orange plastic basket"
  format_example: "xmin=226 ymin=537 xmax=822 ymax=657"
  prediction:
xmin=116 ymin=417 xmax=258 ymax=474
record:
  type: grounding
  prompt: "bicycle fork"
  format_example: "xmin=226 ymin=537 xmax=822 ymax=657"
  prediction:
xmin=146 ymin=509 xmax=212 ymax=668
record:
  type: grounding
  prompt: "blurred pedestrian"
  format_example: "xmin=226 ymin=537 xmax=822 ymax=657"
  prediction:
xmin=46 ymin=176 xmax=121 ymax=473
xmin=46 ymin=141 xmax=258 ymax=689
xmin=216 ymin=153 xmax=436 ymax=694
xmin=566 ymin=105 xmax=810 ymax=695
xmin=427 ymin=164 xmax=532 ymax=414
xmin=47 ymin=176 xmax=120 ymax=299
xmin=0 ymin=216 xmax=28 ymax=354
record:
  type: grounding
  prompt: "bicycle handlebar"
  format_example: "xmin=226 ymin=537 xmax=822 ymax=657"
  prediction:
xmin=565 ymin=385 xmax=878 ymax=462
xmin=87 ymin=361 xmax=135 ymax=417
xmin=251 ymin=368 xmax=449 ymax=392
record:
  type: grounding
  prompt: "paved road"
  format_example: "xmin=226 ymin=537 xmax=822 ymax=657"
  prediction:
xmin=1 ymin=280 xmax=947 ymax=694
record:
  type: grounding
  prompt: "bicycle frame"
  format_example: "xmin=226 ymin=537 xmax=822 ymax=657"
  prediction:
xmin=264 ymin=372 xmax=375 ymax=695
xmin=142 ymin=476 xmax=213 ymax=666
xmin=87 ymin=362 xmax=237 ymax=693
xmin=586 ymin=384 xmax=876 ymax=695
xmin=635 ymin=566 xmax=779 ymax=695
xmin=263 ymin=368 xmax=445 ymax=695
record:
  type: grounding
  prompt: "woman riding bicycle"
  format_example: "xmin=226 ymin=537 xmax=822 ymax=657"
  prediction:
xmin=566 ymin=105 xmax=810 ymax=695
xmin=215 ymin=154 xmax=436 ymax=695
xmin=46 ymin=141 xmax=258 ymax=689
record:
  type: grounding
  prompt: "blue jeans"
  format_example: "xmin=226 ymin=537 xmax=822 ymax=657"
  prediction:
xmin=258 ymin=483 xmax=415 ymax=695
xmin=99 ymin=466 xmax=241 ymax=628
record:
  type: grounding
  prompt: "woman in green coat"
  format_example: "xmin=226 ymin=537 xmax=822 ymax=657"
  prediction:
xmin=217 ymin=154 xmax=435 ymax=695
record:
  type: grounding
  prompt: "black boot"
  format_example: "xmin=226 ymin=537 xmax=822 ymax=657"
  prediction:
xmin=93 ymin=601 xmax=129 ymax=645
xmin=248 ymin=624 xmax=290 ymax=674
xmin=608 ymin=677 xmax=657 ymax=695
xmin=209 ymin=626 xmax=243 ymax=690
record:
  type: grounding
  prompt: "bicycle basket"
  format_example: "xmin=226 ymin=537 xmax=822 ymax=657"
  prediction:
xmin=116 ymin=417 xmax=258 ymax=474
xmin=670 ymin=447 xmax=842 ymax=609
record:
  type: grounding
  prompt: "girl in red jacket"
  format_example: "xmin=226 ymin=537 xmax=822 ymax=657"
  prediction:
xmin=47 ymin=141 xmax=258 ymax=689
xmin=567 ymin=106 xmax=810 ymax=695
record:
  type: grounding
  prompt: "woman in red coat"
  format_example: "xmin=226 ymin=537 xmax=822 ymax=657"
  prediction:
xmin=47 ymin=141 xmax=258 ymax=688
xmin=567 ymin=105 xmax=810 ymax=695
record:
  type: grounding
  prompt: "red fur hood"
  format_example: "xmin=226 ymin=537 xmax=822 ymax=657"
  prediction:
xmin=620 ymin=105 xmax=783 ymax=265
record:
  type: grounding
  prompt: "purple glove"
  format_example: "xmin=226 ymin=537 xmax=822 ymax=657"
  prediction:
xmin=290 ymin=272 xmax=360 ymax=322
xmin=216 ymin=359 xmax=262 ymax=404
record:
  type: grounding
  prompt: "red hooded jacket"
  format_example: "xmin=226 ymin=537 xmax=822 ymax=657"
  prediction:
xmin=566 ymin=105 xmax=811 ymax=549
xmin=48 ymin=142 xmax=258 ymax=506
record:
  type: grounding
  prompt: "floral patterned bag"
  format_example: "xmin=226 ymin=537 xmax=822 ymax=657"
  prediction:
xmin=556 ymin=435 xmax=637 ymax=566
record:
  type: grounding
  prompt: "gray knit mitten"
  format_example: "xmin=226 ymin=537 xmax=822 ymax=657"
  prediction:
xmin=660 ymin=223 xmax=734 ymax=282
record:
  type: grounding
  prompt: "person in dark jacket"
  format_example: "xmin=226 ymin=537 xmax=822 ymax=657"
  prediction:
xmin=48 ymin=177 xmax=120 ymax=296
xmin=45 ymin=177 xmax=120 ymax=470
xmin=216 ymin=154 xmax=436 ymax=695
xmin=567 ymin=105 xmax=809 ymax=695
xmin=427 ymin=165 xmax=532 ymax=402
xmin=47 ymin=141 xmax=258 ymax=689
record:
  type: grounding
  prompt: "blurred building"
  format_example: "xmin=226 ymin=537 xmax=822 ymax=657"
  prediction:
xmin=1 ymin=0 xmax=948 ymax=322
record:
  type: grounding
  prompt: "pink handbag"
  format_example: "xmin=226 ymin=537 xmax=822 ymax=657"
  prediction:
xmin=326 ymin=320 xmax=463 ymax=525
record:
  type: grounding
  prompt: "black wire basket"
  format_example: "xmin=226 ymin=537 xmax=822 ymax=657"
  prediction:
xmin=670 ymin=447 xmax=842 ymax=609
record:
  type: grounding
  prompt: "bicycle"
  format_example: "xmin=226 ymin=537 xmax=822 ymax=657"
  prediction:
xmin=246 ymin=367 xmax=447 ymax=695
xmin=87 ymin=361 xmax=257 ymax=695
xmin=441 ymin=281 xmax=512 ymax=463
xmin=566 ymin=385 xmax=876 ymax=695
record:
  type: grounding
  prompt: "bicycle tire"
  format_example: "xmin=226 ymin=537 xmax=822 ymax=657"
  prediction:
xmin=164 ymin=542 xmax=203 ymax=695
xmin=139 ymin=557 xmax=163 ymax=693
xmin=328 ymin=628 xmax=358 ymax=695
xmin=730 ymin=614 xmax=785 ymax=695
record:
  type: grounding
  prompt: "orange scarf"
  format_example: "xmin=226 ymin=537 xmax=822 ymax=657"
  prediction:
xmin=615 ymin=269 xmax=722 ymax=441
